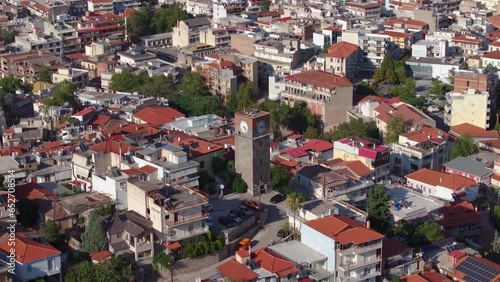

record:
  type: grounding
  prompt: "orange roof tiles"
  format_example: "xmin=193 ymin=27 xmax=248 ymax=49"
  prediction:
xmin=89 ymin=140 xmax=140 ymax=155
xmin=91 ymin=115 xmax=111 ymax=127
xmin=133 ymin=106 xmax=185 ymax=126
xmin=375 ymin=102 xmax=431 ymax=128
xmin=252 ymin=248 xmax=298 ymax=277
xmin=438 ymin=201 xmax=481 ymax=228
xmin=482 ymin=50 xmax=500 ymax=60
xmin=383 ymin=239 xmax=412 ymax=258
xmin=488 ymin=14 xmax=500 ymax=28
xmin=378 ymin=30 xmax=412 ymax=38
xmin=140 ymin=165 xmax=157 ymax=173
xmin=325 ymin=41 xmax=359 ymax=59
xmin=40 ymin=141 xmax=64 ymax=151
xmin=14 ymin=183 xmax=55 ymax=200
xmin=402 ymin=272 xmax=451 ymax=282
xmin=452 ymin=34 xmax=481 ymax=44
xmin=90 ymin=250 xmax=112 ymax=262
xmin=217 ymin=259 xmax=258 ymax=281
xmin=0 ymin=233 xmax=60 ymax=263
xmin=480 ymin=139 xmax=500 ymax=149
xmin=401 ymin=127 xmax=456 ymax=143
xmin=343 ymin=160 xmax=372 ymax=177
xmin=285 ymin=70 xmax=353 ymax=90
xmin=101 ymin=123 xmax=160 ymax=137
xmin=304 ymin=215 xmax=383 ymax=245
xmin=167 ymin=131 xmax=224 ymax=157
xmin=406 ymin=168 xmax=478 ymax=191
xmin=32 ymin=2 xmax=49 ymax=12
xmin=450 ymin=123 xmax=500 ymax=138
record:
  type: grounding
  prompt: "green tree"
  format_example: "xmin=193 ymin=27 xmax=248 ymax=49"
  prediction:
xmin=416 ymin=221 xmax=445 ymax=243
xmin=40 ymin=220 xmax=60 ymax=244
xmin=271 ymin=165 xmax=290 ymax=192
xmin=448 ymin=68 xmax=456 ymax=85
xmin=0 ymin=77 xmax=25 ymax=93
xmin=261 ymin=0 xmax=271 ymax=11
xmin=391 ymin=277 xmax=402 ymax=282
xmin=451 ymin=134 xmax=479 ymax=159
xmin=141 ymin=75 xmax=176 ymax=98
xmin=0 ymin=28 xmax=18 ymax=44
xmin=43 ymin=80 xmax=77 ymax=107
xmin=494 ymin=205 xmax=500 ymax=228
xmin=324 ymin=117 xmax=380 ymax=141
xmin=152 ymin=251 xmax=172 ymax=271
xmin=372 ymin=67 xmax=385 ymax=83
xmin=212 ymin=152 xmax=225 ymax=174
xmin=176 ymin=95 xmax=222 ymax=116
xmin=127 ymin=6 xmax=153 ymax=42
xmin=356 ymin=81 xmax=377 ymax=96
xmin=65 ymin=260 xmax=97 ymax=282
xmin=38 ymin=66 xmax=53 ymax=83
xmin=179 ymin=70 xmax=211 ymax=97
xmin=65 ymin=256 xmax=131 ymax=282
xmin=226 ymin=90 xmax=238 ymax=113
xmin=385 ymin=116 xmax=407 ymax=143
xmin=321 ymin=43 xmax=331 ymax=54
xmin=80 ymin=211 xmax=108 ymax=253
xmin=232 ymin=177 xmax=248 ymax=193
xmin=17 ymin=199 xmax=38 ymax=227
xmin=389 ymin=79 xmax=424 ymax=107
xmin=367 ymin=184 xmax=390 ymax=233
xmin=109 ymin=70 xmax=148 ymax=92
xmin=236 ymin=81 xmax=257 ymax=111
xmin=287 ymin=192 xmax=306 ymax=239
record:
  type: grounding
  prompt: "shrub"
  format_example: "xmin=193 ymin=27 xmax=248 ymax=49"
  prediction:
xmin=232 ymin=177 xmax=248 ymax=193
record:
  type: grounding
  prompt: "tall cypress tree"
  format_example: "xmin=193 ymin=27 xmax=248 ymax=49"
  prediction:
xmin=80 ymin=210 xmax=108 ymax=253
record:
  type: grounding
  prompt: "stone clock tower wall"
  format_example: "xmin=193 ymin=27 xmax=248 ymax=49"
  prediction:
xmin=234 ymin=109 xmax=271 ymax=197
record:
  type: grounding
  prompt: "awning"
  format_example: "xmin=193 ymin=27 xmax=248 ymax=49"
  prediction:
xmin=164 ymin=241 xmax=182 ymax=250
xmin=298 ymin=278 xmax=312 ymax=282
xmin=70 ymin=180 xmax=83 ymax=185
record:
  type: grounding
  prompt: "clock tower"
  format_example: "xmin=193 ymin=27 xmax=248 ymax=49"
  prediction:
xmin=234 ymin=109 xmax=271 ymax=196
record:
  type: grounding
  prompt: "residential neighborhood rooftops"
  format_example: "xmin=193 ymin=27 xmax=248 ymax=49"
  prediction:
xmin=443 ymin=157 xmax=494 ymax=178
xmin=450 ymin=123 xmax=500 ymax=139
xmin=0 ymin=233 xmax=61 ymax=263
xmin=405 ymin=168 xmax=478 ymax=191
xmin=285 ymin=70 xmax=353 ymax=89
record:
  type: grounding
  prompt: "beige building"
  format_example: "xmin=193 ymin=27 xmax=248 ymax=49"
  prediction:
xmin=0 ymin=50 xmax=61 ymax=79
xmin=172 ymin=17 xmax=211 ymax=48
xmin=324 ymin=41 xmax=361 ymax=81
xmin=345 ymin=1 xmax=381 ymax=18
xmin=281 ymin=70 xmax=353 ymax=129
xmin=126 ymin=179 xmax=209 ymax=245
xmin=52 ymin=68 xmax=89 ymax=89
xmin=445 ymin=89 xmax=492 ymax=129
xmin=199 ymin=27 xmax=240 ymax=49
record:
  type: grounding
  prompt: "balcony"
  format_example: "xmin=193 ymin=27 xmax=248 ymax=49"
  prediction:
xmin=165 ymin=212 xmax=208 ymax=227
xmin=339 ymin=257 xmax=381 ymax=271
xmin=338 ymin=271 xmax=381 ymax=282
xmin=328 ymin=181 xmax=373 ymax=197
xmin=339 ymin=241 xmax=382 ymax=255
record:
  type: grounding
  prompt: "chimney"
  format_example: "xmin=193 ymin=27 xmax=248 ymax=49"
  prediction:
xmin=366 ymin=219 xmax=371 ymax=229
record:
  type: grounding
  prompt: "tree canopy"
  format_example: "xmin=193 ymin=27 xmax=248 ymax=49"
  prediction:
xmin=385 ymin=116 xmax=407 ymax=143
xmin=0 ymin=77 xmax=25 ymax=94
xmin=38 ymin=66 xmax=53 ymax=83
xmin=232 ymin=177 xmax=248 ymax=193
xmin=323 ymin=117 xmax=380 ymax=142
xmin=40 ymin=220 xmax=60 ymax=244
xmin=178 ymin=70 xmax=211 ymax=97
xmin=43 ymin=80 xmax=78 ymax=108
xmin=372 ymin=54 xmax=407 ymax=84
xmin=391 ymin=220 xmax=444 ymax=247
xmin=17 ymin=199 xmax=39 ymax=227
xmin=428 ymin=78 xmax=452 ymax=98
xmin=65 ymin=256 xmax=132 ymax=282
xmin=451 ymin=134 xmax=479 ymax=159
xmin=367 ymin=185 xmax=391 ymax=233
xmin=0 ymin=28 xmax=18 ymax=44
xmin=389 ymin=79 xmax=425 ymax=107
xmin=271 ymin=165 xmax=291 ymax=195
xmin=127 ymin=5 xmax=193 ymax=42
xmin=80 ymin=211 xmax=108 ymax=253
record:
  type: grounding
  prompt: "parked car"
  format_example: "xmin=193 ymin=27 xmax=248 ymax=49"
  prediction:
xmin=230 ymin=209 xmax=248 ymax=219
xmin=237 ymin=238 xmax=251 ymax=251
xmin=202 ymin=203 xmax=214 ymax=213
xmin=270 ymin=194 xmax=286 ymax=204
xmin=277 ymin=229 xmax=291 ymax=238
xmin=239 ymin=205 xmax=255 ymax=216
xmin=242 ymin=199 xmax=261 ymax=211
xmin=205 ymin=216 xmax=213 ymax=228
xmin=218 ymin=216 xmax=237 ymax=228
xmin=226 ymin=213 xmax=243 ymax=223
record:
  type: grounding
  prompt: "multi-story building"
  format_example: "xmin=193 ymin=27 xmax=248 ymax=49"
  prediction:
xmin=301 ymin=215 xmax=384 ymax=282
xmin=14 ymin=33 xmax=63 ymax=55
xmin=341 ymin=30 xmax=398 ymax=73
xmin=36 ymin=18 xmax=80 ymax=54
xmin=0 ymin=50 xmax=61 ymax=79
xmin=127 ymin=179 xmax=209 ymax=245
xmin=141 ymin=32 xmax=173 ymax=48
xmin=345 ymin=1 xmax=381 ymax=18
xmin=199 ymin=27 xmax=240 ymax=49
xmin=87 ymin=0 xmax=113 ymax=13
xmin=445 ymin=70 xmax=496 ymax=129
xmin=438 ymin=201 xmax=482 ymax=239
xmin=65 ymin=0 xmax=88 ymax=16
xmin=451 ymin=34 xmax=487 ymax=57
xmin=324 ymin=41 xmax=361 ymax=81
xmin=334 ymin=138 xmax=390 ymax=182
xmin=281 ymin=70 xmax=353 ymax=129
xmin=52 ymin=68 xmax=89 ymax=89
xmin=172 ymin=17 xmax=211 ymax=48
xmin=113 ymin=0 xmax=140 ymax=13
xmin=76 ymin=16 xmax=125 ymax=50
xmin=443 ymin=157 xmax=494 ymax=184
xmin=390 ymin=127 xmax=455 ymax=176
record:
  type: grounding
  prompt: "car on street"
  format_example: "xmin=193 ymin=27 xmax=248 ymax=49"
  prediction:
xmin=277 ymin=229 xmax=291 ymax=238
xmin=241 ymin=199 xmax=261 ymax=211
xmin=218 ymin=216 xmax=237 ymax=228
xmin=239 ymin=205 xmax=255 ymax=216
xmin=270 ymin=194 xmax=286 ymax=204
xmin=226 ymin=213 xmax=243 ymax=223
xmin=205 ymin=216 xmax=213 ymax=228
xmin=230 ymin=209 xmax=248 ymax=219
xmin=202 ymin=203 xmax=214 ymax=213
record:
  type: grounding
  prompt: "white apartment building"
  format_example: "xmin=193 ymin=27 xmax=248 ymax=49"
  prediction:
xmin=254 ymin=37 xmax=301 ymax=78
xmin=345 ymin=1 xmax=381 ymax=18
xmin=301 ymin=215 xmax=384 ymax=282
xmin=14 ymin=33 xmax=63 ymax=55
xmin=390 ymin=127 xmax=453 ymax=176
xmin=199 ymin=27 xmax=239 ymax=49
xmin=52 ymin=68 xmax=89 ymax=89
xmin=445 ymin=88 xmax=492 ymax=129
xmin=87 ymin=0 xmax=113 ymax=13
xmin=127 ymin=179 xmax=209 ymax=244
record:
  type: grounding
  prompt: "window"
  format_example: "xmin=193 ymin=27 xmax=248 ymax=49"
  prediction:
xmin=48 ymin=259 xmax=53 ymax=270
xmin=27 ymin=265 xmax=32 ymax=273
xmin=200 ymin=161 xmax=205 ymax=169
xmin=260 ymin=158 xmax=262 ymax=165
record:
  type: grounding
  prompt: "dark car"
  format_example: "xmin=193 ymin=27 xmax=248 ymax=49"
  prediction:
xmin=241 ymin=199 xmax=261 ymax=211
xmin=230 ymin=209 xmax=248 ymax=219
xmin=270 ymin=194 xmax=286 ymax=204
xmin=277 ymin=229 xmax=291 ymax=238
xmin=239 ymin=205 xmax=255 ymax=216
xmin=218 ymin=216 xmax=237 ymax=228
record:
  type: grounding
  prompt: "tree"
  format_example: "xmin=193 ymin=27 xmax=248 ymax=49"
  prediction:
xmin=109 ymin=70 xmax=148 ymax=93
xmin=65 ymin=261 xmax=97 ymax=282
xmin=385 ymin=116 xmax=407 ymax=143
xmin=494 ymin=205 xmax=500 ymax=229
xmin=232 ymin=177 xmax=248 ymax=193
xmin=356 ymin=81 xmax=377 ymax=96
xmin=367 ymin=184 xmax=390 ymax=233
xmin=141 ymin=75 xmax=176 ymax=98
xmin=0 ymin=28 xmax=18 ymax=44
xmin=323 ymin=117 xmax=380 ymax=141
xmin=287 ymin=192 xmax=306 ymax=239
xmin=0 ymin=77 xmax=25 ymax=94
xmin=127 ymin=6 xmax=153 ymax=42
xmin=226 ymin=91 xmax=238 ymax=113
xmin=80 ymin=211 xmax=108 ymax=253
xmin=17 ymin=199 xmax=38 ymax=227
xmin=236 ymin=81 xmax=257 ymax=111
xmin=38 ymin=66 xmax=53 ymax=83
xmin=43 ymin=80 xmax=77 ymax=107
xmin=65 ymin=256 xmax=131 ymax=282
xmin=271 ymin=165 xmax=290 ymax=192
xmin=416 ymin=221 xmax=445 ymax=243
xmin=178 ymin=70 xmax=211 ymax=97
xmin=391 ymin=277 xmax=402 ymax=282
xmin=389 ymin=79 xmax=424 ymax=107
xmin=451 ymin=134 xmax=479 ymax=159
xmin=40 ymin=220 xmax=59 ymax=244
xmin=152 ymin=251 xmax=172 ymax=271
xmin=321 ymin=43 xmax=331 ymax=54
xmin=448 ymin=68 xmax=457 ymax=85
xmin=261 ymin=0 xmax=271 ymax=12
xmin=176 ymin=95 xmax=222 ymax=116
xmin=212 ymin=152 xmax=225 ymax=174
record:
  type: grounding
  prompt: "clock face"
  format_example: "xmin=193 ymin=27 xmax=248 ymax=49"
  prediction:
xmin=257 ymin=120 xmax=267 ymax=134
xmin=239 ymin=121 xmax=249 ymax=133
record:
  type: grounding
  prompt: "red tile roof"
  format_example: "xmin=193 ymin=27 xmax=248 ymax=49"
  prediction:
xmin=304 ymin=215 xmax=384 ymax=245
xmin=72 ymin=107 xmax=95 ymax=117
xmin=438 ymin=201 xmax=481 ymax=228
xmin=382 ymin=18 xmax=428 ymax=28
xmin=482 ymin=50 xmax=500 ymax=60
xmin=285 ymin=70 xmax=353 ymax=90
xmin=480 ymin=139 xmax=500 ymax=150
xmin=281 ymin=139 xmax=333 ymax=158
xmin=375 ymin=102 xmax=432 ymax=128
xmin=0 ymin=233 xmax=60 ymax=263
xmin=101 ymin=123 xmax=160 ymax=137
xmin=122 ymin=8 xmax=135 ymax=18
xmin=382 ymin=239 xmax=412 ymax=259
xmin=40 ymin=141 xmax=64 ymax=152
xmin=32 ymin=2 xmax=49 ymax=12
xmin=343 ymin=160 xmax=372 ymax=177
xmin=90 ymin=250 xmax=112 ymax=262
xmin=140 ymin=165 xmax=157 ymax=173
xmin=217 ymin=259 xmax=259 ymax=281
xmin=451 ymin=123 xmax=500 ymax=139
xmin=167 ymin=130 xmax=224 ymax=157
xmin=260 ymin=11 xmax=280 ymax=17
xmin=378 ymin=30 xmax=412 ymax=38
xmin=325 ymin=41 xmax=359 ymax=59
xmin=401 ymin=127 xmax=456 ymax=143
xmin=287 ymin=134 xmax=303 ymax=140
xmin=406 ymin=168 xmax=478 ymax=191
xmin=251 ymin=248 xmax=299 ymax=277
xmin=90 ymin=115 xmax=111 ymax=127
xmin=359 ymin=95 xmax=404 ymax=105
xmin=133 ymin=106 xmax=185 ymax=126
xmin=89 ymin=140 xmax=140 ymax=155
xmin=271 ymin=156 xmax=299 ymax=169
xmin=452 ymin=34 xmax=481 ymax=44
xmin=14 ymin=183 xmax=55 ymax=200
xmin=402 ymin=272 xmax=451 ymax=282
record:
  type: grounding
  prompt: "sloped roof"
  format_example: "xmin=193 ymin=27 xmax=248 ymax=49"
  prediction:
xmin=89 ymin=140 xmax=140 ymax=155
xmin=406 ymin=168 xmax=478 ymax=191
xmin=107 ymin=210 xmax=153 ymax=237
xmin=133 ymin=106 xmax=185 ymax=126
xmin=251 ymin=248 xmax=299 ymax=277
xmin=325 ymin=41 xmax=359 ymax=59
xmin=443 ymin=157 xmax=494 ymax=178
xmin=217 ymin=259 xmax=259 ymax=281
xmin=0 ymin=233 xmax=60 ymax=263
xmin=450 ymin=123 xmax=499 ymax=139
xmin=438 ymin=201 xmax=481 ymax=228
xmin=14 ymin=183 xmax=55 ymax=200
xmin=285 ymin=70 xmax=353 ymax=89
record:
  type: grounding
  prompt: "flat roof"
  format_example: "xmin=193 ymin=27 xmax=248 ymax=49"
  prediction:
xmin=268 ymin=241 xmax=327 ymax=264
xmin=0 ymin=156 xmax=21 ymax=174
xmin=385 ymin=186 xmax=445 ymax=221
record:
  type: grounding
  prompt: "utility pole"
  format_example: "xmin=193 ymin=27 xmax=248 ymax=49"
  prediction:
xmin=170 ymin=255 xmax=174 ymax=282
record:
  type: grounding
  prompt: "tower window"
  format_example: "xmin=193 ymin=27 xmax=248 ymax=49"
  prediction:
xmin=260 ymin=158 xmax=262 ymax=164
xmin=260 ymin=174 xmax=263 ymax=180
xmin=260 ymin=141 xmax=263 ymax=148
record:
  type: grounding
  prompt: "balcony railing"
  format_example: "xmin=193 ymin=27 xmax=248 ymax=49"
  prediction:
xmin=339 ymin=257 xmax=381 ymax=271
xmin=339 ymin=241 xmax=382 ymax=255
xmin=338 ymin=271 xmax=381 ymax=282
xmin=328 ymin=181 xmax=373 ymax=197
xmin=165 ymin=213 xmax=208 ymax=227
xmin=166 ymin=226 xmax=209 ymax=241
